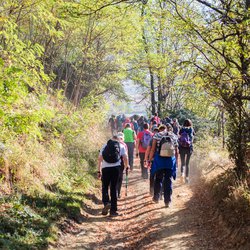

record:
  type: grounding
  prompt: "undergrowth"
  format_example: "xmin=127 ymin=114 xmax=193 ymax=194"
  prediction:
xmin=193 ymin=134 xmax=250 ymax=247
xmin=0 ymin=93 xmax=107 ymax=249
xmin=0 ymin=183 xmax=97 ymax=249
xmin=209 ymin=170 xmax=250 ymax=246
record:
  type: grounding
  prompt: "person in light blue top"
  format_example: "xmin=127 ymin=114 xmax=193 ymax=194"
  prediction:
xmin=149 ymin=126 xmax=178 ymax=207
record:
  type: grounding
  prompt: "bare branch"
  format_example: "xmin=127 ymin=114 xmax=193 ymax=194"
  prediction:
xmin=195 ymin=0 xmax=225 ymax=15
xmin=85 ymin=0 xmax=140 ymax=15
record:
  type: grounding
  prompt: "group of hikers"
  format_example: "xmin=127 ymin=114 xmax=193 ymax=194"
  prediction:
xmin=98 ymin=113 xmax=195 ymax=217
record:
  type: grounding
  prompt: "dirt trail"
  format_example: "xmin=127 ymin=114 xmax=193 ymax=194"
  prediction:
xmin=55 ymin=163 xmax=221 ymax=250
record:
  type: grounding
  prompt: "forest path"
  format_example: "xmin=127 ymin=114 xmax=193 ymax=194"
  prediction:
xmin=55 ymin=160 xmax=220 ymax=250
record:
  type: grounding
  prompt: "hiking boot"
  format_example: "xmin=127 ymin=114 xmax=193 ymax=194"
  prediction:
xmin=165 ymin=201 xmax=171 ymax=208
xmin=102 ymin=203 xmax=111 ymax=215
xmin=109 ymin=211 xmax=119 ymax=217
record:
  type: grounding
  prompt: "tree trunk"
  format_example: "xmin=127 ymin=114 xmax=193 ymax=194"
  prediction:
xmin=221 ymin=110 xmax=225 ymax=148
xmin=149 ymin=68 xmax=156 ymax=114
xmin=141 ymin=4 xmax=156 ymax=115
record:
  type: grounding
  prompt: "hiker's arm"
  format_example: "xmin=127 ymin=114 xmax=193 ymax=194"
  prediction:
xmin=123 ymin=154 xmax=129 ymax=169
xmin=144 ymin=145 xmax=151 ymax=161
xmin=133 ymin=131 xmax=137 ymax=141
xmin=135 ymin=137 xmax=140 ymax=156
xmin=192 ymin=128 xmax=195 ymax=142
xmin=149 ymin=139 xmax=157 ymax=162
xmin=175 ymin=146 xmax=179 ymax=166
xmin=145 ymin=145 xmax=152 ymax=168
xmin=98 ymin=155 xmax=103 ymax=174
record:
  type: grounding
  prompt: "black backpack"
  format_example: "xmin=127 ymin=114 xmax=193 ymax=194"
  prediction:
xmin=102 ymin=140 xmax=120 ymax=163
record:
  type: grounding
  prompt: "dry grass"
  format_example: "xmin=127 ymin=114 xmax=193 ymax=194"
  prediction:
xmin=191 ymin=136 xmax=250 ymax=248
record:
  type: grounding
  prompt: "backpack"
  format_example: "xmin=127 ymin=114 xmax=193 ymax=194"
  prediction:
xmin=158 ymin=135 xmax=175 ymax=157
xmin=102 ymin=140 xmax=120 ymax=163
xmin=178 ymin=130 xmax=191 ymax=148
xmin=141 ymin=131 xmax=152 ymax=149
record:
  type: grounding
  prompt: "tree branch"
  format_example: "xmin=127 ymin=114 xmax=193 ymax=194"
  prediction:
xmin=85 ymin=0 xmax=140 ymax=15
xmin=195 ymin=0 xmax=224 ymax=15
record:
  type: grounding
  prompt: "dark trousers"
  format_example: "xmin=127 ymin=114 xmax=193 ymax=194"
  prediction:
xmin=139 ymin=152 xmax=148 ymax=179
xmin=125 ymin=142 xmax=134 ymax=170
xmin=102 ymin=166 xmax=120 ymax=212
xmin=179 ymin=147 xmax=192 ymax=177
xmin=149 ymin=169 xmax=155 ymax=195
xmin=154 ymin=168 xmax=173 ymax=203
xmin=116 ymin=165 xmax=124 ymax=197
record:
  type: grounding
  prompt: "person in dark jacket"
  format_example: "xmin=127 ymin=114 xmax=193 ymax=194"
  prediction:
xmin=178 ymin=119 xmax=195 ymax=184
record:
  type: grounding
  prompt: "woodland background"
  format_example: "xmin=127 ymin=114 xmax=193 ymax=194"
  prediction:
xmin=0 ymin=0 xmax=249 ymax=249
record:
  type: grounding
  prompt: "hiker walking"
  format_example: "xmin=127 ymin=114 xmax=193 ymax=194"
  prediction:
xmin=178 ymin=119 xmax=195 ymax=183
xmin=150 ymin=112 xmax=161 ymax=126
xmin=116 ymin=132 xmax=128 ymax=198
xmin=150 ymin=120 xmax=158 ymax=132
xmin=98 ymin=135 xmax=129 ymax=216
xmin=163 ymin=116 xmax=172 ymax=125
xmin=122 ymin=117 xmax=134 ymax=130
xmin=116 ymin=115 xmax=123 ymax=132
xmin=136 ymin=123 xmax=153 ymax=179
xmin=137 ymin=115 xmax=147 ymax=132
xmin=123 ymin=123 xmax=136 ymax=171
xmin=132 ymin=118 xmax=139 ymax=135
xmin=172 ymin=118 xmax=180 ymax=135
xmin=149 ymin=126 xmax=178 ymax=207
xmin=108 ymin=115 xmax=116 ymax=136
xmin=144 ymin=125 xmax=161 ymax=195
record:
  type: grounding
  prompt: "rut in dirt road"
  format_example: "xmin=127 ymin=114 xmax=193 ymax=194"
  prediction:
xmin=56 ymin=166 xmax=221 ymax=250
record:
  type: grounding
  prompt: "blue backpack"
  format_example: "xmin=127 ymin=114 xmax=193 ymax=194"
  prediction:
xmin=141 ymin=131 xmax=152 ymax=149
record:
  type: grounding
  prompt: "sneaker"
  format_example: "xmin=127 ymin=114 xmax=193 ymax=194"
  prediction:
xmin=185 ymin=177 xmax=189 ymax=184
xmin=109 ymin=211 xmax=119 ymax=217
xmin=165 ymin=201 xmax=171 ymax=208
xmin=102 ymin=203 xmax=111 ymax=215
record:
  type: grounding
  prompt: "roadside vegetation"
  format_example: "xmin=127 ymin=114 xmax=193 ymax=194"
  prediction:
xmin=0 ymin=95 xmax=106 ymax=249
xmin=0 ymin=0 xmax=249 ymax=249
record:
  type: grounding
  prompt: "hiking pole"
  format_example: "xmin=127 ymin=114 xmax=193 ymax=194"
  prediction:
xmin=125 ymin=167 xmax=128 ymax=196
xmin=124 ymin=167 xmax=128 ymax=216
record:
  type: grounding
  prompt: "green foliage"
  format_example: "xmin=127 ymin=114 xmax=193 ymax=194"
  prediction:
xmin=0 ymin=181 xmax=99 ymax=250
xmin=168 ymin=0 xmax=250 ymax=177
xmin=169 ymin=108 xmax=217 ymax=135
xmin=0 ymin=0 xmax=249 ymax=248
